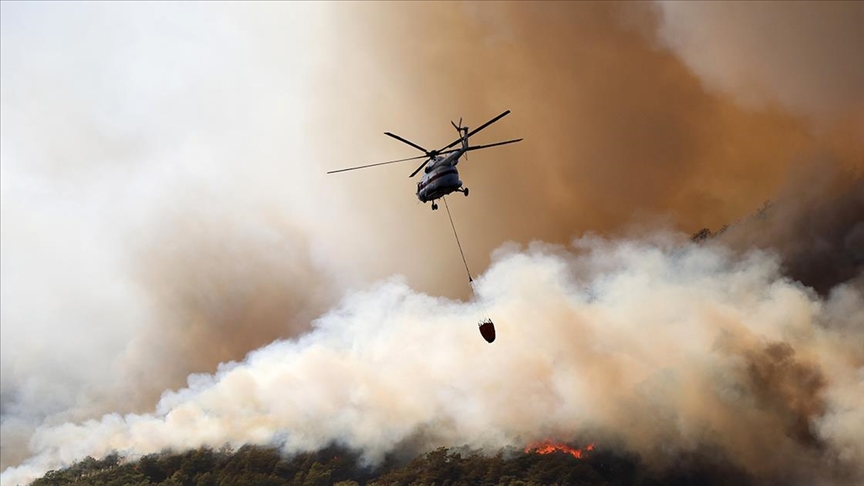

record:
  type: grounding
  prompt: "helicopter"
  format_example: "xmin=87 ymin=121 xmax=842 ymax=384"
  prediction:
xmin=327 ymin=110 xmax=522 ymax=210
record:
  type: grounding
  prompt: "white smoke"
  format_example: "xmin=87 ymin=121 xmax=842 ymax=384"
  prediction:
xmin=0 ymin=2 xmax=372 ymax=469
xmin=3 ymin=3 xmax=863 ymax=485
xmin=3 ymin=236 xmax=862 ymax=485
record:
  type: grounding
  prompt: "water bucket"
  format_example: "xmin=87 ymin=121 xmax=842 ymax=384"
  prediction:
xmin=478 ymin=318 xmax=496 ymax=343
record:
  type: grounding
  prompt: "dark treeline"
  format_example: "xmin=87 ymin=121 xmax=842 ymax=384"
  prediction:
xmin=30 ymin=444 xmax=754 ymax=486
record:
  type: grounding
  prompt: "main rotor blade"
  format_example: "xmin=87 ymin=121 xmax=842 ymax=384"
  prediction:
xmin=327 ymin=154 xmax=430 ymax=174
xmin=423 ymin=138 xmax=524 ymax=159
xmin=384 ymin=132 xmax=430 ymax=155
xmin=463 ymin=138 xmax=523 ymax=152
xmin=408 ymin=158 xmax=432 ymax=178
xmin=439 ymin=110 xmax=511 ymax=151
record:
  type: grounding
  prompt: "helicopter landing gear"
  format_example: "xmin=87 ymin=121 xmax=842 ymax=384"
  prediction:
xmin=431 ymin=202 xmax=438 ymax=210
xmin=463 ymin=187 xmax=469 ymax=197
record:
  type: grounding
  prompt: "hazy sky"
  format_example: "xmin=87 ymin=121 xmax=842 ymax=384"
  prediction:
xmin=1 ymin=2 xmax=862 ymax=485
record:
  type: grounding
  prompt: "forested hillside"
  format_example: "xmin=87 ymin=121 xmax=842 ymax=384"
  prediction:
xmin=30 ymin=444 xmax=752 ymax=486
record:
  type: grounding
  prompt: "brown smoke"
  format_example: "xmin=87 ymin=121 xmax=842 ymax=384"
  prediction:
xmin=311 ymin=2 xmax=861 ymax=300
xmin=655 ymin=1 xmax=864 ymax=124
xmin=120 ymin=202 xmax=338 ymax=407
xmin=717 ymin=162 xmax=864 ymax=294
xmin=2 ymin=2 xmax=863 ymax=483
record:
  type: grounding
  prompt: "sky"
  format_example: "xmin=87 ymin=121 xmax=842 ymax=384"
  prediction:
xmin=1 ymin=2 xmax=862 ymax=485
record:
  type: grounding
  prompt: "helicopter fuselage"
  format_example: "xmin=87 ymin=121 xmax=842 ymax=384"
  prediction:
xmin=416 ymin=151 xmax=465 ymax=203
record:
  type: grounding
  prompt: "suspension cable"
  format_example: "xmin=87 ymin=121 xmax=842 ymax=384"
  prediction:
xmin=442 ymin=196 xmax=473 ymax=283
xmin=443 ymin=196 xmax=493 ymax=341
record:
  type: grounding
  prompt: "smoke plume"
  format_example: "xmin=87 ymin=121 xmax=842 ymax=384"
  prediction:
xmin=2 ymin=2 xmax=862 ymax=485
xmin=312 ymin=1 xmax=862 ymax=288
xmin=3 ymin=237 xmax=863 ymax=485
xmin=718 ymin=161 xmax=864 ymax=294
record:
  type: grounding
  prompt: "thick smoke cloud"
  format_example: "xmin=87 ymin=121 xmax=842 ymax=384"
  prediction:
xmin=3 ymin=238 xmax=863 ymax=485
xmin=1 ymin=1 xmax=352 ymax=470
xmin=1 ymin=1 xmax=862 ymax=485
xmin=313 ymin=1 xmax=861 ymax=287
xmin=719 ymin=161 xmax=864 ymax=294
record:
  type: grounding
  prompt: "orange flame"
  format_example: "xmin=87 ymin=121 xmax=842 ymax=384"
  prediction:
xmin=525 ymin=440 xmax=595 ymax=459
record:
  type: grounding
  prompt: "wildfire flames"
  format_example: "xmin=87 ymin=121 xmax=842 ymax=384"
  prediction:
xmin=525 ymin=441 xmax=595 ymax=459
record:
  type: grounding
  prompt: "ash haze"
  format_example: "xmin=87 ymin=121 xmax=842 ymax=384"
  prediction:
xmin=1 ymin=2 xmax=862 ymax=485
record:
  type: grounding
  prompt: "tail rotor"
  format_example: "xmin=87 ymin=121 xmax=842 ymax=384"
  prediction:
xmin=451 ymin=118 xmax=468 ymax=135
xmin=451 ymin=117 xmax=470 ymax=159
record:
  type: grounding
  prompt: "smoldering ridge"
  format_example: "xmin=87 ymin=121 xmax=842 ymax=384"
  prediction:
xmin=715 ymin=164 xmax=864 ymax=294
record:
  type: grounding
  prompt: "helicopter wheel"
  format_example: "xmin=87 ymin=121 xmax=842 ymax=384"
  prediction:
xmin=431 ymin=202 xmax=438 ymax=210
xmin=463 ymin=187 xmax=469 ymax=197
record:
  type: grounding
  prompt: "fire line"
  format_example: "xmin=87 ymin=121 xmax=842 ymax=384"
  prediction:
xmin=525 ymin=441 xmax=595 ymax=459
